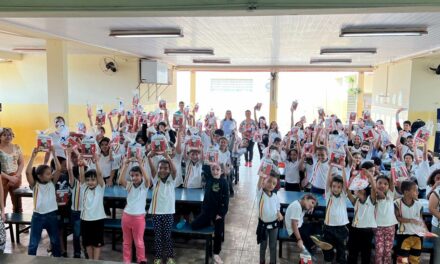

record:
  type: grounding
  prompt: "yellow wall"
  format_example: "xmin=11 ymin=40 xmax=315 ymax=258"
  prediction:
xmin=0 ymin=54 xmax=177 ymax=154
xmin=371 ymin=60 xmax=412 ymax=141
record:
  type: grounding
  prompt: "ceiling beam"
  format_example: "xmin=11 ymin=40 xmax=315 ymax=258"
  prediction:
xmin=175 ymin=65 xmax=373 ymax=72
xmin=0 ymin=50 xmax=22 ymax=60
xmin=0 ymin=1 xmax=440 ymax=17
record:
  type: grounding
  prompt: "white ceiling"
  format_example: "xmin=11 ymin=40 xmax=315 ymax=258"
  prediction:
xmin=1 ymin=12 xmax=440 ymax=66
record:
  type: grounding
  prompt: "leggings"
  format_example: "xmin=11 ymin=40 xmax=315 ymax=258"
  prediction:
xmin=260 ymin=228 xmax=278 ymax=264
xmin=152 ymin=214 xmax=174 ymax=260
xmin=374 ymin=225 xmax=395 ymax=264
xmin=245 ymin=140 xmax=255 ymax=162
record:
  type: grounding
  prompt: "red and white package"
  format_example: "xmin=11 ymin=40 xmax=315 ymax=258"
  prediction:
xmin=81 ymin=137 xmax=96 ymax=159
xmin=126 ymin=143 xmax=142 ymax=161
xmin=132 ymin=91 xmax=140 ymax=107
xmin=37 ymin=132 xmax=52 ymax=152
xmin=325 ymin=118 xmax=334 ymax=131
xmin=126 ymin=111 xmax=135 ymax=131
xmin=300 ymin=251 xmax=312 ymax=264
xmin=329 ymin=150 xmax=346 ymax=169
xmin=259 ymin=158 xmax=274 ymax=177
xmin=349 ymin=112 xmax=356 ymax=123
xmin=56 ymin=189 xmax=69 ymax=206
xmin=391 ymin=161 xmax=409 ymax=182
xmin=76 ymin=122 xmax=87 ymax=135
xmin=361 ymin=128 xmax=375 ymax=141
xmin=291 ymin=100 xmax=298 ymax=111
xmin=204 ymin=146 xmax=219 ymax=165
xmin=158 ymin=99 xmax=167 ymax=110
xmin=151 ymin=134 xmax=167 ymax=153
xmin=303 ymin=143 xmax=314 ymax=154
xmin=117 ymin=99 xmax=125 ymax=116
xmin=349 ymin=174 xmax=369 ymax=191
xmin=187 ymin=135 xmax=202 ymax=150
xmin=362 ymin=110 xmax=371 ymax=120
xmin=95 ymin=106 xmax=106 ymax=125
xmin=414 ymin=126 xmax=431 ymax=143
xmin=183 ymin=106 xmax=190 ymax=116
xmin=172 ymin=112 xmax=184 ymax=129
xmin=253 ymin=130 xmax=262 ymax=143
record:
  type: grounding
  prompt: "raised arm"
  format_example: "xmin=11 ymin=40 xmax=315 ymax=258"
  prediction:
xmin=25 ymin=148 xmax=39 ymax=187
xmin=396 ymin=108 xmax=403 ymax=132
xmin=79 ymin=159 xmax=85 ymax=184
xmin=0 ymin=179 xmax=4 ymax=220
xmin=147 ymin=151 xmax=157 ymax=178
xmin=176 ymin=129 xmax=183 ymax=155
xmin=118 ymin=158 xmax=129 ymax=188
xmin=366 ymin=169 xmax=377 ymax=204
xmin=164 ymin=152 xmax=176 ymax=179
xmin=66 ymin=147 xmax=75 ymax=187
xmin=312 ymin=126 xmax=322 ymax=152
xmin=93 ymin=153 xmax=105 ymax=187
xmin=137 ymin=156 xmax=151 ymax=188
xmin=51 ymin=147 xmax=62 ymax=184
xmin=326 ymin=164 xmax=333 ymax=193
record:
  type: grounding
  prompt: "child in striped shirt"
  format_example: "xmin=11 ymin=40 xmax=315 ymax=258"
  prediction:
xmin=147 ymin=151 xmax=177 ymax=264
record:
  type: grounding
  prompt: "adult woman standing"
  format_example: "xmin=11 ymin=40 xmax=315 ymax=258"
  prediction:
xmin=220 ymin=110 xmax=237 ymax=139
xmin=239 ymin=110 xmax=257 ymax=167
xmin=0 ymin=128 xmax=24 ymax=213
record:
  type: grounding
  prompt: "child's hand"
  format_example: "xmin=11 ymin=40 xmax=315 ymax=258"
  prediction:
xmin=31 ymin=148 xmax=39 ymax=157
xmin=277 ymin=212 xmax=284 ymax=221
xmin=216 ymin=215 xmax=222 ymax=220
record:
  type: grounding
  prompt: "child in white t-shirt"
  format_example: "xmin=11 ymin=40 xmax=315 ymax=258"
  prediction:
xmin=218 ymin=137 xmax=233 ymax=196
xmin=374 ymin=174 xmax=398 ymax=264
xmin=147 ymin=152 xmax=177 ymax=264
xmin=346 ymin=168 xmax=377 ymax=264
xmin=79 ymin=154 xmax=106 ymax=260
xmin=285 ymin=194 xmax=330 ymax=256
xmin=26 ymin=147 xmax=62 ymax=257
xmin=256 ymin=170 xmax=283 ymax=264
xmin=119 ymin=156 xmax=151 ymax=264
xmin=394 ymin=180 xmax=426 ymax=264
xmin=183 ymin=149 xmax=203 ymax=189
xmin=312 ymin=164 xmax=349 ymax=264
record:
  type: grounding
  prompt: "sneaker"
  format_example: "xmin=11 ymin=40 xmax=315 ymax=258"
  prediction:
xmin=154 ymin=259 xmax=162 ymax=264
xmin=166 ymin=258 xmax=176 ymax=264
xmin=139 ymin=261 xmax=147 ymax=264
xmin=244 ymin=162 xmax=248 ymax=167
xmin=213 ymin=254 xmax=224 ymax=264
xmin=176 ymin=218 xmax=186 ymax=230
xmin=249 ymin=162 xmax=252 ymax=167
xmin=229 ymin=192 xmax=235 ymax=198
xmin=310 ymin=235 xmax=333 ymax=251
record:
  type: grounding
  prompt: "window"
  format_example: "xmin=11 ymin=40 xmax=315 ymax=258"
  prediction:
xmin=210 ymin=78 xmax=253 ymax=92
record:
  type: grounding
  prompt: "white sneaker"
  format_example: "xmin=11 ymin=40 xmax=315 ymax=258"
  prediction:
xmin=213 ymin=254 xmax=223 ymax=264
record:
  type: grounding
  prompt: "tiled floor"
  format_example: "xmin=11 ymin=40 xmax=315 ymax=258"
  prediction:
xmin=3 ymin=158 xmax=431 ymax=263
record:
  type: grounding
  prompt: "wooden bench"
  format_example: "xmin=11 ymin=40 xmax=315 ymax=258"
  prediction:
xmin=104 ymin=218 xmax=214 ymax=264
xmin=4 ymin=213 xmax=32 ymax=244
xmin=278 ymin=227 xmax=435 ymax=261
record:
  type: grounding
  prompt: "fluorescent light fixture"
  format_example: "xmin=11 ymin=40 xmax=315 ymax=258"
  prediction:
xmin=109 ymin=28 xmax=183 ymax=38
xmin=0 ymin=58 xmax=12 ymax=62
xmin=340 ymin=26 xmax=428 ymax=37
xmin=165 ymin=48 xmax=214 ymax=55
xmin=193 ymin=58 xmax=230 ymax=64
xmin=320 ymin=48 xmax=377 ymax=54
xmin=13 ymin=47 xmax=46 ymax=52
xmin=310 ymin=58 xmax=352 ymax=64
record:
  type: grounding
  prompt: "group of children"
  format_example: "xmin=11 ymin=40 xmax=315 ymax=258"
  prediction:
xmin=1 ymin=98 xmax=440 ymax=264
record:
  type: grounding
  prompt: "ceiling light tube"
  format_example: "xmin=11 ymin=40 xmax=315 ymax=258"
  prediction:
xmin=310 ymin=58 xmax=352 ymax=64
xmin=193 ymin=58 xmax=230 ymax=64
xmin=320 ymin=48 xmax=377 ymax=54
xmin=165 ymin=48 xmax=214 ymax=55
xmin=110 ymin=28 xmax=183 ymax=38
xmin=13 ymin=48 xmax=46 ymax=52
xmin=340 ymin=27 xmax=427 ymax=37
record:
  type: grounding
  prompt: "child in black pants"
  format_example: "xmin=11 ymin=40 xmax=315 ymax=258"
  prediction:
xmin=191 ymin=164 xmax=229 ymax=264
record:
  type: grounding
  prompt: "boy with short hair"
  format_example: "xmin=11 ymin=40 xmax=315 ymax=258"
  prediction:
xmin=394 ymin=180 xmax=425 ymax=264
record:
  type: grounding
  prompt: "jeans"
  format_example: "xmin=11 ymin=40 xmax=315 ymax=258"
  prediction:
xmin=28 ymin=211 xmax=61 ymax=257
xmin=245 ymin=140 xmax=255 ymax=162
xmin=70 ymin=210 xmax=82 ymax=258
xmin=285 ymin=182 xmax=301 ymax=192
xmin=322 ymin=225 xmax=348 ymax=264
xmin=122 ymin=212 xmax=146 ymax=263
xmin=259 ymin=227 xmax=278 ymax=264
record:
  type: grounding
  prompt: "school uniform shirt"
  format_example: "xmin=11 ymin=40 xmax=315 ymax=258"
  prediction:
xmin=375 ymin=190 xmax=398 ymax=227
xmin=401 ymin=145 xmax=423 ymax=160
xmin=268 ymin=131 xmax=282 ymax=145
xmin=430 ymin=186 xmax=440 ymax=228
xmin=148 ymin=175 xmax=176 ymax=215
xmin=184 ymin=161 xmax=203 ymax=188
xmin=414 ymin=160 xmax=430 ymax=190
xmin=70 ymin=178 xmax=82 ymax=212
xmin=257 ymin=188 xmax=280 ymax=223
xmin=87 ymin=154 xmax=114 ymax=179
xmin=218 ymin=150 xmax=231 ymax=167
xmin=352 ymin=196 xmax=377 ymax=228
xmin=311 ymin=157 xmax=332 ymax=190
xmin=324 ymin=191 xmax=349 ymax=226
xmin=285 ymin=160 xmax=301 ymax=184
xmin=32 ymin=181 xmax=58 ymax=214
xmin=305 ymin=162 xmax=314 ymax=184
xmin=395 ymin=198 xmax=424 ymax=235
xmin=285 ymin=200 xmax=305 ymax=236
xmin=124 ymin=181 xmax=149 ymax=215
xmin=231 ymin=147 xmax=246 ymax=158
xmin=80 ymin=184 xmax=106 ymax=221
